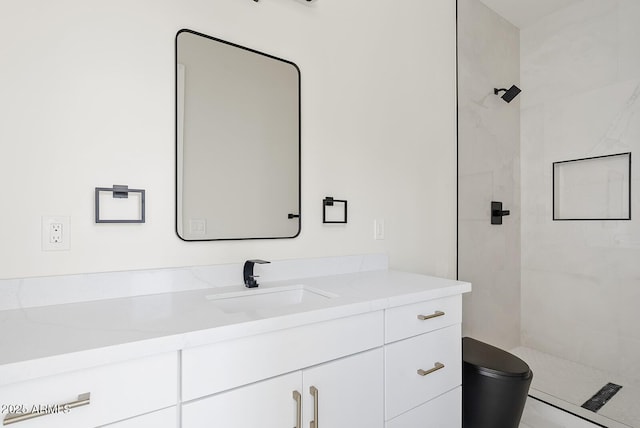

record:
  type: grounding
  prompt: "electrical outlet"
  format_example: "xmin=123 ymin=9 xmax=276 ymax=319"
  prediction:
xmin=42 ymin=216 xmax=70 ymax=251
xmin=50 ymin=223 xmax=63 ymax=243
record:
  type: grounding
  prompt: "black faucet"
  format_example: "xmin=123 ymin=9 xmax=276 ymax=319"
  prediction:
xmin=243 ymin=259 xmax=270 ymax=288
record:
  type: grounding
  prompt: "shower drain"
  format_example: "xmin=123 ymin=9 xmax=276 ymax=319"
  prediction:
xmin=581 ymin=382 xmax=623 ymax=412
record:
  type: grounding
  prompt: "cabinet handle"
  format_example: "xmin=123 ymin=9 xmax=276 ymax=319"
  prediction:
xmin=3 ymin=392 xmax=90 ymax=426
xmin=293 ymin=390 xmax=302 ymax=428
xmin=417 ymin=311 xmax=445 ymax=321
xmin=417 ymin=362 xmax=445 ymax=377
xmin=309 ymin=386 xmax=319 ymax=428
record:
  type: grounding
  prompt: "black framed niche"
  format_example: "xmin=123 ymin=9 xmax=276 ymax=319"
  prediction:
xmin=553 ymin=152 xmax=631 ymax=221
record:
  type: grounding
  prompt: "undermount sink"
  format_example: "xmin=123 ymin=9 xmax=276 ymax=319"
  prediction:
xmin=205 ymin=285 xmax=338 ymax=313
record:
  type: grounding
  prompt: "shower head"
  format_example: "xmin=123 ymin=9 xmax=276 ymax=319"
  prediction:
xmin=494 ymin=85 xmax=521 ymax=103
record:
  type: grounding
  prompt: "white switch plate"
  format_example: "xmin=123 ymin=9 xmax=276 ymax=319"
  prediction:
xmin=42 ymin=216 xmax=70 ymax=251
xmin=374 ymin=219 xmax=385 ymax=240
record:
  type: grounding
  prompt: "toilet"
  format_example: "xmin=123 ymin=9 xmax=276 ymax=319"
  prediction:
xmin=462 ymin=337 xmax=533 ymax=428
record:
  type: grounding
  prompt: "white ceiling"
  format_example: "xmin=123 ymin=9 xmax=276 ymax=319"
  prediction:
xmin=478 ymin=0 xmax=582 ymax=28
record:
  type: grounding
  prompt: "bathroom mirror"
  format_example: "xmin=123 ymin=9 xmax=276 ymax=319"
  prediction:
xmin=176 ymin=29 xmax=301 ymax=241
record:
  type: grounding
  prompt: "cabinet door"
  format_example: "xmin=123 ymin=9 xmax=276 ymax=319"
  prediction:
xmin=182 ymin=371 xmax=302 ymax=428
xmin=302 ymin=348 xmax=383 ymax=428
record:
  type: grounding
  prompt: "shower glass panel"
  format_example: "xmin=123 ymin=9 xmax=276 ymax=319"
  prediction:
xmin=457 ymin=0 xmax=639 ymax=427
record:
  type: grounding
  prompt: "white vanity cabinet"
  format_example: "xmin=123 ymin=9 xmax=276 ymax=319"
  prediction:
xmin=384 ymin=294 xmax=463 ymax=427
xmin=0 ymin=295 xmax=464 ymax=428
xmin=181 ymin=311 xmax=384 ymax=428
xmin=0 ymin=268 xmax=470 ymax=428
xmin=181 ymin=295 xmax=463 ymax=427
xmin=183 ymin=348 xmax=383 ymax=428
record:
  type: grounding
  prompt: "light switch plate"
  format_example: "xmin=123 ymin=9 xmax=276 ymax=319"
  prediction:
xmin=42 ymin=216 xmax=70 ymax=251
xmin=374 ymin=219 xmax=385 ymax=240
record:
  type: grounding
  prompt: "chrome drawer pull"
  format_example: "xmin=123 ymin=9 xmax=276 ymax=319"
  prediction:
xmin=3 ymin=392 xmax=90 ymax=425
xmin=417 ymin=362 xmax=445 ymax=377
xmin=309 ymin=386 xmax=319 ymax=428
xmin=417 ymin=311 xmax=445 ymax=321
xmin=293 ymin=390 xmax=302 ymax=428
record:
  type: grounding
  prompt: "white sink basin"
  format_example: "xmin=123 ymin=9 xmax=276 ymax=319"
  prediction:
xmin=205 ymin=285 xmax=338 ymax=313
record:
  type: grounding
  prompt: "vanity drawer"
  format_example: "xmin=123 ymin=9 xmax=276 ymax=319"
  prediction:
xmin=103 ymin=406 xmax=176 ymax=428
xmin=384 ymin=324 xmax=461 ymax=420
xmin=182 ymin=311 xmax=383 ymax=401
xmin=385 ymin=295 xmax=461 ymax=343
xmin=386 ymin=386 xmax=461 ymax=428
xmin=0 ymin=352 xmax=178 ymax=428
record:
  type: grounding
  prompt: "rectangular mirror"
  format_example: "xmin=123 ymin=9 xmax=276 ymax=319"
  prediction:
xmin=176 ymin=29 xmax=301 ymax=241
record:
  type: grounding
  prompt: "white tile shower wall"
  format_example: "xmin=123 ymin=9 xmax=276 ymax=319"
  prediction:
xmin=0 ymin=254 xmax=388 ymax=311
xmin=520 ymin=0 xmax=640 ymax=381
xmin=457 ymin=0 xmax=521 ymax=350
xmin=0 ymin=0 xmax=457 ymax=281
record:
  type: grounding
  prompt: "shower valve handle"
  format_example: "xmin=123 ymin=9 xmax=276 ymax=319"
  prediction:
xmin=491 ymin=201 xmax=510 ymax=225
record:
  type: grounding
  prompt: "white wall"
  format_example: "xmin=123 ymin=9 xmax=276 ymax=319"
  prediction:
xmin=0 ymin=0 xmax=457 ymax=280
xmin=457 ymin=0 xmax=521 ymax=350
xmin=521 ymin=0 xmax=640 ymax=380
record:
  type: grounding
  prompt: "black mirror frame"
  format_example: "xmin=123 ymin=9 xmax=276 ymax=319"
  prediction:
xmin=174 ymin=29 xmax=302 ymax=241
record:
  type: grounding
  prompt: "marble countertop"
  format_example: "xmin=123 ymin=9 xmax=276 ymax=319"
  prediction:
xmin=0 ymin=269 xmax=470 ymax=386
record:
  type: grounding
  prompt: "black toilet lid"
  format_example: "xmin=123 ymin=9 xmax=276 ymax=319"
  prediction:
xmin=463 ymin=337 xmax=532 ymax=378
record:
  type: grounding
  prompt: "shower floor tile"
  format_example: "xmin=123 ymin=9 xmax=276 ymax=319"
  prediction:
xmin=520 ymin=397 xmax=603 ymax=428
xmin=511 ymin=347 xmax=639 ymax=428
xmin=599 ymin=384 xmax=640 ymax=428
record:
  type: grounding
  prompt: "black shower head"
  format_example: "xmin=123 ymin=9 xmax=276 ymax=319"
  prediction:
xmin=494 ymin=85 xmax=521 ymax=103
